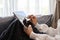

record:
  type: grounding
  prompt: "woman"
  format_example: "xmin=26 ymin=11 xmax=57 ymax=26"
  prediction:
xmin=24 ymin=15 xmax=60 ymax=40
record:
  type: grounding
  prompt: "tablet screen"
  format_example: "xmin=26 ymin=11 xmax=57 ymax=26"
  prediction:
xmin=14 ymin=11 xmax=26 ymax=25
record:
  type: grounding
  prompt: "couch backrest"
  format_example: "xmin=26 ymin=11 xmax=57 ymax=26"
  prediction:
xmin=37 ymin=15 xmax=53 ymax=27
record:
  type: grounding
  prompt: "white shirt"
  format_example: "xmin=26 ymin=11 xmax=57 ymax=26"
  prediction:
xmin=30 ymin=23 xmax=60 ymax=40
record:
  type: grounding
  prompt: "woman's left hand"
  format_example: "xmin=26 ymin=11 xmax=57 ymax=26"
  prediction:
xmin=24 ymin=25 xmax=33 ymax=36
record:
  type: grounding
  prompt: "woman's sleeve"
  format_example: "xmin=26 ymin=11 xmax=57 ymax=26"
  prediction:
xmin=30 ymin=32 xmax=60 ymax=40
xmin=35 ymin=23 xmax=57 ymax=36
xmin=30 ymin=31 xmax=47 ymax=40
xmin=30 ymin=31 xmax=60 ymax=40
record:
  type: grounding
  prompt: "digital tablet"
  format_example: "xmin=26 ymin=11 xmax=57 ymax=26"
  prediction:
xmin=13 ymin=11 xmax=27 ymax=27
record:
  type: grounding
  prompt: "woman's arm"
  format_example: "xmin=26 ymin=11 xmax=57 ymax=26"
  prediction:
xmin=30 ymin=32 xmax=60 ymax=40
xmin=30 ymin=31 xmax=57 ymax=40
xmin=35 ymin=23 xmax=57 ymax=37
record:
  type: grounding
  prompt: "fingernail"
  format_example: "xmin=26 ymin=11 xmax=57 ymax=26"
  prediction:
xmin=29 ymin=25 xmax=31 ymax=27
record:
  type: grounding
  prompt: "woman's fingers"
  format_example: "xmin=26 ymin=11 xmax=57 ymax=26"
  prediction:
xmin=24 ymin=26 xmax=28 ymax=32
xmin=24 ymin=25 xmax=33 ymax=36
xmin=28 ymin=25 xmax=33 ymax=31
xmin=27 ymin=15 xmax=37 ymax=25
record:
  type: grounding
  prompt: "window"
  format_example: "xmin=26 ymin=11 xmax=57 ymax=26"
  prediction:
xmin=39 ymin=0 xmax=50 ymax=15
xmin=17 ymin=0 xmax=50 ymax=15
xmin=0 ymin=0 xmax=4 ymax=17
xmin=0 ymin=0 xmax=14 ymax=17
xmin=0 ymin=0 xmax=56 ymax=17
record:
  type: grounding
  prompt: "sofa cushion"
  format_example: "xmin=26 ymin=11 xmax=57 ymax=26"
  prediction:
xmin=37 ymin=15 xmax=52 ymax=27
xmin=0 ymin=16 xmax=15 ymax=34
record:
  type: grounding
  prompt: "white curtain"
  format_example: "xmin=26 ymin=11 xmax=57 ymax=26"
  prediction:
xmin=3 ymin=0 xmax=17 ymax=17
xmin=17 ymin=0 xmax=50 ymax=16
xmin=0 ymin=0 xmax=17 ymax=17
xmin=49 ymin=0 xmax=56 ymax=15
xmin=0 ymin=0 xmax=56 ymax=17
xmin=0 ymin=0 xmax=4 ymax=17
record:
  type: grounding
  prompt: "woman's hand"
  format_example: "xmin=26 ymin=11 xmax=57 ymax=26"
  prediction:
xmin=28 ymin=15 xmax=37 ymax=26
xmin=24 ymin=25 xmax=33 ymax=36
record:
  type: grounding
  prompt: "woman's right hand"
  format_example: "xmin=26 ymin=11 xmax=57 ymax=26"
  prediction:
xmin=28 ymin=15 xmax=37 ymax=26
